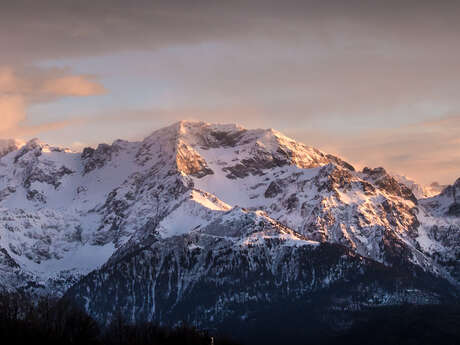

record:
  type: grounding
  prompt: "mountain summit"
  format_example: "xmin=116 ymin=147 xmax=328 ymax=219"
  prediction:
xmin=0 ymin=121 xmax=458 ymax=326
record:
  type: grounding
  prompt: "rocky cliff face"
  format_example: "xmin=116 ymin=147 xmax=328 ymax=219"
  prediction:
xmin=0 ymin=121 xmax=458 ymax=326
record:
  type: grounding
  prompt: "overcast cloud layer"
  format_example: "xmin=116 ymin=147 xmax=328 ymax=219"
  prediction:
xmin=0 ymin=0 xmax=459 ymax=184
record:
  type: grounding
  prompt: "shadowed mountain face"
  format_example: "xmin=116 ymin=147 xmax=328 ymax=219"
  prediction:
xmin=0 ymin=121 xmax=458 ymax=328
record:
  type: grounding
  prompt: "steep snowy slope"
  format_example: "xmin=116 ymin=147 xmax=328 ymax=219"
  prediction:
xmin=172 ymin=123 xmax=451 ymax=277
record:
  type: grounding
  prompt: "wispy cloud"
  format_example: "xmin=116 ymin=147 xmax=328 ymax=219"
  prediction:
xmin=41 ymin=75 xmax=105 ymax=97
xmin=0 ymin=65 xmax=105 ymax=138
xmin=0 ymin=66 xmax=105 ymax=101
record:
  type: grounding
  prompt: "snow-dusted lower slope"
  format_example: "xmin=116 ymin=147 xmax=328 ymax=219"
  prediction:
xmin=67 ymin=207 xmax=453 ymax=326
xmin=0 ymin=120 xmax=458 ymax=315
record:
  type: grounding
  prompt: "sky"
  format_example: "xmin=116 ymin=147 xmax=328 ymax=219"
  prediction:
xmin=0 ymin=0 xmax=459 ymax=185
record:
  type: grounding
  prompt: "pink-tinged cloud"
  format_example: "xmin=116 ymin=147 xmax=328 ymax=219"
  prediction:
xmin=13 ymin=119 xmax=82 ymax=138
xmin=0 ymin=65 xmax=105 ymax=138
xmin=0 ymin=66 xmax=105 ymax=101
xmin=42 ymin=75 xmax=106 ymax=97
xmin=0 ymin=95 xmax=26 ymax=132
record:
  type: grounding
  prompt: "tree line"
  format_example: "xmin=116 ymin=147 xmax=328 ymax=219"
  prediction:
xmin=1 ymin=292 xmax=459 ymax=345
xmin=0 ymin=293 xmax=239 ymax=345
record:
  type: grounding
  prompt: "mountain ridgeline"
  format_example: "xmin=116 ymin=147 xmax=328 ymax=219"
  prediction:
xmin=0 ymin=121 xmax=458 ymax=340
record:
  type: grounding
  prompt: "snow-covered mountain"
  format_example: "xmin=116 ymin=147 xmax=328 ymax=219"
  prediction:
xmin=393 ymin=174 xmax=446 ymax=199
xmin=0 ymin=121 xmax=458 ymax=325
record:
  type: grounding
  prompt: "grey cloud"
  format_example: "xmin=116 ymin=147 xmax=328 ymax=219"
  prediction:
xmin=3 ymin=0 xmax=460 ymax=125
xmin=1 ymin=1 xmax=460 ymax=63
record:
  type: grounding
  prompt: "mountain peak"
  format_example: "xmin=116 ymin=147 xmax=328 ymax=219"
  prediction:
xmin=133 ymin=120 xmax=357 ymax=180
xmin=144 ymin=120 xmax=302 ymax=149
